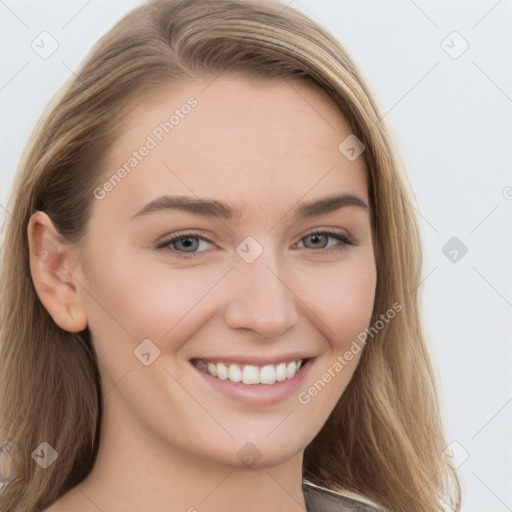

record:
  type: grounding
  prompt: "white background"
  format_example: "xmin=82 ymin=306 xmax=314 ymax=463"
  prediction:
xmin=0 ymin=1 xmax=511 ymax=511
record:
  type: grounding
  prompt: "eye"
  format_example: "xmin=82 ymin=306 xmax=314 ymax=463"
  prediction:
xmin=295 ymin=229 xmax=356 ymax=252
xmin=155 ymin=232 xmax=215 ymax=259
xmin=156 ymin=228 xmax=356 ymax=260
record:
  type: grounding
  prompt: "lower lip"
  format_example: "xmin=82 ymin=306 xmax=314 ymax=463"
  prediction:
xmin=191 ymin=359 xmax=313 ymax=407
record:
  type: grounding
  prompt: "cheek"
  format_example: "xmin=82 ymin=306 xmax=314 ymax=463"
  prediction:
xmin=294 ymin=259 xmax=376 ymax=419
xmin=82 ymin=246 xmax=376 ymax=364
xmin=296 ymin=255 xmax=377 ymax=348
xmin=83 ymin=257 xmax=229 ymax=352
xmin=335 ymin=266 xmax=376 ymax=343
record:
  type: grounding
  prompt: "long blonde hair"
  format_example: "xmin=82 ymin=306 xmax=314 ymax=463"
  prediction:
xmin=0 ymin=1 xmax=461 ymax=510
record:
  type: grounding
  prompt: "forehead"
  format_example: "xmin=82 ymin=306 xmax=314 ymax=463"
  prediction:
xmin=97 ymin=76 xmax=369 ymax=221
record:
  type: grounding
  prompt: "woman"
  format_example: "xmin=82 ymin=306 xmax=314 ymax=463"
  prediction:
xmin=0 ymin=0 xmax=461 ymax=511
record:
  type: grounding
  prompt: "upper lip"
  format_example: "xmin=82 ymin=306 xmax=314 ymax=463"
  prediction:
xmin=190 ymin=354 xmax=314 ymax=366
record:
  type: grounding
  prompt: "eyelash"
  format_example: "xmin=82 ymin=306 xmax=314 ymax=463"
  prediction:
xmin=155 ymin=228 xmax=356 ymax=260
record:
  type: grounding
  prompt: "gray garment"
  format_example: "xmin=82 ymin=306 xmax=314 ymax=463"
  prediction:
xmin=303 ymin=481 xmax=384 ymax=512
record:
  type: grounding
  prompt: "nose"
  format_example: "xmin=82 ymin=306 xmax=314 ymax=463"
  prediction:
xmin=222 ymin=253 xmax=300 ymax=340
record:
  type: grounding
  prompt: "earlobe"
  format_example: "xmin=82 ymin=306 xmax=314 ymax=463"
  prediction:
xmin=27 ymin=211 xmax=88 ymax=333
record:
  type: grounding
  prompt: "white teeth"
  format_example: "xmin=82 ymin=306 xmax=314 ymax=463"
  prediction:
xmin=194 ymin=359 xmax=305 ymax=385
xmin=286 ymin=361 xmax=296 ymax=379
xmin=242 ymin=365 xmax=259 ymax=384
xmin=207 ymin=362 xmax=217 ymax=377
xmin=260 ymin=365 xmax=276 ymax=384
xmin=216 ymin=363 xmax=228 ymax=380
xmin=275 ymin=363 xmax=287 ymax=382
xmin=228 ymin=364 xmax=242 ymax=382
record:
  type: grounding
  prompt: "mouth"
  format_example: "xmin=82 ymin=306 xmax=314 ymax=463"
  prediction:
xmin=191 ymin=358 xmax=308 ymax=385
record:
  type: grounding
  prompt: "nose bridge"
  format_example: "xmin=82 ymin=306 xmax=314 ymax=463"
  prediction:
xmin=223 ymin=240 xmax=299 ymax=338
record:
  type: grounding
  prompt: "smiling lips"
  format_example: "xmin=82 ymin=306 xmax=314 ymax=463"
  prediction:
xmin=192 ymin=359 xmax=305 ymax=385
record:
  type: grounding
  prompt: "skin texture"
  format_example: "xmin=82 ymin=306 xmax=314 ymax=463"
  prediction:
xmin=29 ymin=76 xmax=377 ymax=512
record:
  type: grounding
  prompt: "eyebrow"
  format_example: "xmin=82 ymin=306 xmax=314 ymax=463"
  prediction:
xmin=131 ymin=193 xmax=369 ymax=221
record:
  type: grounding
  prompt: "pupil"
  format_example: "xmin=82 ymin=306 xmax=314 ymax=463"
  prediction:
xmin=309 ymin=234 xmax=326 ymax=248
xmin=178 ymin=237 xmax=197 ymax=251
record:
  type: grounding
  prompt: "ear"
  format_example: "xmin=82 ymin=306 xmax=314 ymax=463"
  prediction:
xmin=27 ymin=211 xmax=88 ymax=333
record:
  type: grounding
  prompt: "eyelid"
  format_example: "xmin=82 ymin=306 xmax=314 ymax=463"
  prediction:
xmin=294 ymin=227 xmax=356 ymax=247
xmin=155 ymin=231 xmax=215 ymax=250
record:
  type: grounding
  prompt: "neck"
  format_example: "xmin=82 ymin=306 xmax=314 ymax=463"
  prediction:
xmin=72 ymin=398 xmax=307 ymax=512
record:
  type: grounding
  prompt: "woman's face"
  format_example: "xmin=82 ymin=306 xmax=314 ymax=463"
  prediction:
xmin=74 ymin=76 xmax=376 ymax=469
